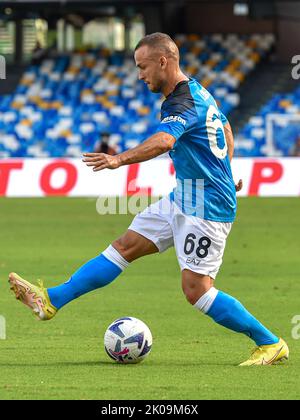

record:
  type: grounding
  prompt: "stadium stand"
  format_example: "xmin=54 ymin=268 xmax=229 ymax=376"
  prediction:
xmin=0 ymin=33 xmax=275 ymax=158
xmin=236 ymin=85 xmax=300 ymax=157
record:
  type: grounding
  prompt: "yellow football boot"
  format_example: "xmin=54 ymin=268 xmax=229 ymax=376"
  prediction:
xmin=239 ymin=338 xmax=289 ymax=366
xmin=8 ymin=272 xmax=57 ymax=321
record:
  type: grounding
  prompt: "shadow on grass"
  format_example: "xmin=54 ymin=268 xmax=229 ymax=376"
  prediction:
xmin=0 ymin=359 xmax=237 ymax=367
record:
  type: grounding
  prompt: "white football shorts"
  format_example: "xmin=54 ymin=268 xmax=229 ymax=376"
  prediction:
xmin=128 ymin=196 xmax=232 ymax=279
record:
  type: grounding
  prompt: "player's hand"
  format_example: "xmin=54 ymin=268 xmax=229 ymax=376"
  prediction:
xmin=235 ymin=179 xmax=243 ymax=192
xmin=82 ymin=153 xmax=121 ymax=172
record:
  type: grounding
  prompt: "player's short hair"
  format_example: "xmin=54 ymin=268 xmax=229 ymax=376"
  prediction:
xmin=135 ymin=32 xmax=179 ymax=61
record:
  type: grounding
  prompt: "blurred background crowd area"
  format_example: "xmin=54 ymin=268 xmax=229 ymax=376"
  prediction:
xmin=0 ymin=0 xmax=299 ymax=159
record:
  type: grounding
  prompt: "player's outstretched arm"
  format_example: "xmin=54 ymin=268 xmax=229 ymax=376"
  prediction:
xmin=83 ymin=132 xmax=176 ymax=172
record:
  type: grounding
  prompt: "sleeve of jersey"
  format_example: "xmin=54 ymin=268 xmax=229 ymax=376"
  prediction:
xmin=220 ymin=111 xmax=228 ymax=126
xmin=156 ymin=113 xmax=188 ymax=140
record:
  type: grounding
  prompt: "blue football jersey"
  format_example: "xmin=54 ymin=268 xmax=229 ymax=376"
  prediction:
xmin=156 ymin=78 xmax=236 ymax=222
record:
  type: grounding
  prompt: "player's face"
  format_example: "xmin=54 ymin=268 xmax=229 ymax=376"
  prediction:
xmin=134 ymin=46 xmax=166 ymax=93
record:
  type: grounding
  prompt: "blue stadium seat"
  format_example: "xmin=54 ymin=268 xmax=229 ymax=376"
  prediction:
xmin=238 ymin=87 xmax=300 ymax=156
xmin=0 ymin=34 xmax=275 ymax=157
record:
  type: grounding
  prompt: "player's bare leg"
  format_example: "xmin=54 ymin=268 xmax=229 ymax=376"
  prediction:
xmin=181 ymin=269 xmax=288 ymax=365
xmin=112 ymin=229 xmax=159 ymax=262
xmin=181 ymin=270 xmax=213 ymax=305
xmin=9 ymin=230 xmax=158 ymax=320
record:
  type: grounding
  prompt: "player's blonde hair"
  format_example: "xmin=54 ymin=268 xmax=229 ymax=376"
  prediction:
xmin=135 ymin=32 xmax=179 ymax=62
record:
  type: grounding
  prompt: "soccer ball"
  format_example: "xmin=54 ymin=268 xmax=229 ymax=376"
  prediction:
xmin=104 ymin=317 xmax=152 ymax=364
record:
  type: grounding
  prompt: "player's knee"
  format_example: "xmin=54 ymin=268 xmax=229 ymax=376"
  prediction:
xmin=112 ymin=229 xmax=159 ymax=262
xmin=182 ymin=271 xmax=213 ymax=305
xmin=183 ymin=285 xmax=204 ymax=305
xmin=112 ymin=231 xmax=147 ymax=262
xmin=112 ymin=236 xmax=135 ymax=261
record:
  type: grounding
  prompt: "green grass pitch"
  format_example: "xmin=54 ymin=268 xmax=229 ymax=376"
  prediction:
xmin=0 ymin=197 xmax=299 ymax=400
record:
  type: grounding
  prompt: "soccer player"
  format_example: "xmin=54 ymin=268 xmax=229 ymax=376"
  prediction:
xmin=9 ymin=33 xmax=288 ymax=366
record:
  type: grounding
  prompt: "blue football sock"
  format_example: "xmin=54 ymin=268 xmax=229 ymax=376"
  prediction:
xmin=206 ymin=291 xmax=279 ymax=346
xmin=47 ymin=246 xmax=128 ymax=310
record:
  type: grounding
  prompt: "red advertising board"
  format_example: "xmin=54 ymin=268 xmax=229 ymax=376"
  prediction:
xmin=0 ymin=158 xmax=299 ymax=197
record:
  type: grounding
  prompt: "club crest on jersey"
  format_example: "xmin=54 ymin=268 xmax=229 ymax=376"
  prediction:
xmin=161 ymin=115 xmax=186 ymax=125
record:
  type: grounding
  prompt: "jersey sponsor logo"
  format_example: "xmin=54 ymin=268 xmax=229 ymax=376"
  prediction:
xmin=161 ymin=115 xmax=187 ymax=126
